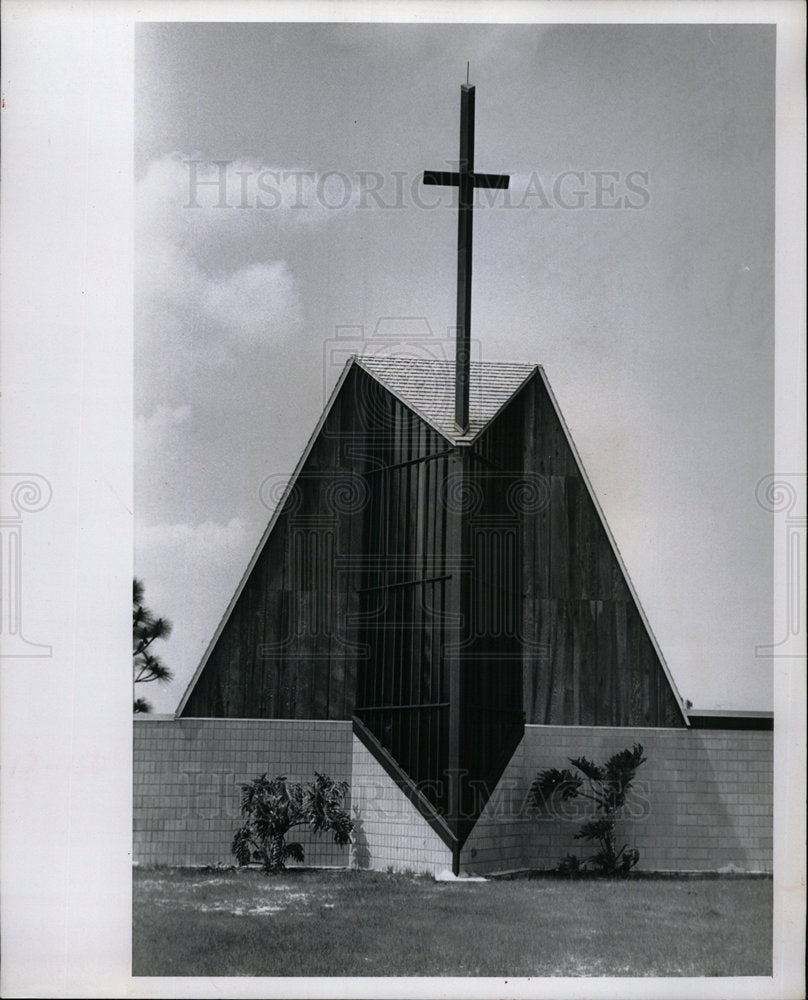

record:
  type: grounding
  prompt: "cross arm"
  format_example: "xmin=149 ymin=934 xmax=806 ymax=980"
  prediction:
xmin=423 ymin=170 xmax=510 ymax=190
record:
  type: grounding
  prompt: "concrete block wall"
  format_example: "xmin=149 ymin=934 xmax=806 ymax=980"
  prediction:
xmin=520 ymin=725 xmax=773 ymax=874
xmin=350 ymin=737 xmax=453 ymax=876
xmin=133 ymin=718 xmax=352 ymax=867
xmin=133 ymin=719 xmax=772 ymax=874
xmin=460 ymin=742 xmax=529 ymax=875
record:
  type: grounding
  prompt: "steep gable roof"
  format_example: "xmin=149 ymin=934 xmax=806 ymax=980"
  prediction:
xmin=175 ymin=353 xmax=687 ymax=725
xmin=355 ymin=356 xmax=536 ymax=443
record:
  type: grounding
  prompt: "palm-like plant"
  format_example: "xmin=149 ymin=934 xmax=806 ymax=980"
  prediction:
xmin=232 ymin=772 xmax=353 ymax=874
xmin=133 ymin=578 xmax=173 ymax=712
xmin=531 ymin=743 xmax=647 ymax=876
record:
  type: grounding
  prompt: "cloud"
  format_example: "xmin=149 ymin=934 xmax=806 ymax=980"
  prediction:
xmin=135 ymin=405 xmax=192 ymax=510
xmin=135 ymin=156 xmax=327 ymax=535
xmin=138 ymin=517 xmax=247 ymax=557
xmin=202 ymin=260 xmax=300 ymax=344
xmin=137 ymin=403 xmax=191 ymax=436
xmin=135 ymin=517 xmax=253 ymax=714
xmin=137 ymin=153 xmax=351 ymax=254
xmin=136 ymin=155 xmax=307 ymax=367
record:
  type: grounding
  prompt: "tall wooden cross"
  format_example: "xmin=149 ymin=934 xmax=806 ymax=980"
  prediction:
xmin=423 ymin=84 xmax=510 ymax=433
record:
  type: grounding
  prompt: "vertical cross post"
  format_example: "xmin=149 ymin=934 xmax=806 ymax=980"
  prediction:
xmin=423 ymin=85 xmax=510 ymax=435
xmin=455 ymin=84 xmax=475 ymax=434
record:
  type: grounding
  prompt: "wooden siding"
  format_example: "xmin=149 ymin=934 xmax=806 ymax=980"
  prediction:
xmin=353 ymin=380 xmax=453 ymax=817
xmin=355 ymin=381 xmax=528 ymax=842
xmin=458 ymin=420 xmax=526 ymax=838
xmin=500 ymin=373 xmax=684 ymax=727
xmin=181 ymin=366 xmax=370 ymax=719
xmin=181 ymin=363 xmax=683 ymax=740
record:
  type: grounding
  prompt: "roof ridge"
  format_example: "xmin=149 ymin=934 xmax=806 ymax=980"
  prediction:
xmin=354 ymin=355 xmax=538 ymax=444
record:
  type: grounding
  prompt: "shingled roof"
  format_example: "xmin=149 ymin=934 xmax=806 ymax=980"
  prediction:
xmin=355 ymin=356 xmax=537 ymax=443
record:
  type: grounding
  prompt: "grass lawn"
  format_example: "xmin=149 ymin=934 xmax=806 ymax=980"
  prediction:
xmin=133 ymin=867 xmax=771 ymax=978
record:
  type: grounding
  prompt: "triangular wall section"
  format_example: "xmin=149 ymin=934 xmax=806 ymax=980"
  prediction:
xmin=474 ymin=368 xmax=686 ymax=727
xmin=178 ymin=361 xmax=373 ymax=720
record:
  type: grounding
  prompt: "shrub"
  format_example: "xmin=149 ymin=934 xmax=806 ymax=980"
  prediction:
xmin=531 ymin=743 xmax=647 ymax=876
xmin=232 ymin=772 xmax=353 ymax=874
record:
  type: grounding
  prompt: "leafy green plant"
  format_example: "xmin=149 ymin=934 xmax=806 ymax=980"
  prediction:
xmin=231 ymin=772 xmax=353 ymax=874
xmin=531 ymin=743 xmax=647 ymax=876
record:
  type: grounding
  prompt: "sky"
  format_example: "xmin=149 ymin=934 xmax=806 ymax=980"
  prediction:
xmin=134 ymin=22 xmax=776 ymax=715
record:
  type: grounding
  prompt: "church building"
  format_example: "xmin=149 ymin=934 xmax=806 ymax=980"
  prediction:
xmin=134 ymin=84 xmax=772 ymax=877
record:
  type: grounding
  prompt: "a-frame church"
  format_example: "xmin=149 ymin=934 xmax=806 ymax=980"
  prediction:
xmin=134 ymin=85 xmax=772 ymax=878
xmin=176 ymin=353 xmax=686 ymax=868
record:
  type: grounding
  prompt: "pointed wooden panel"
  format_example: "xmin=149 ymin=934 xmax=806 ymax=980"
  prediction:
xmin=480 ymin=371 xmax=685 ymax=728
xmin=180 ymin=366 xmax=371 ymax=719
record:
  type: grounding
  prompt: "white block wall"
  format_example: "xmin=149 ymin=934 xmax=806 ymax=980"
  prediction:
xmin=133 ymin=719 xmax=772 ymax=874
xmin=350 ymin=737 xmax=453 ymax=876
xmin=461 ymin=725 xmax=773 ymax=875
xmin=522 ymin=725 xmax=773 ymax=874
xmin=134 ymin=718 xmax=352 ymax=866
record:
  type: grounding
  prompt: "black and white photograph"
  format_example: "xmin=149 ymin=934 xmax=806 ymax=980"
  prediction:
xmin=0 ymin=2 xmax=805 ymax=998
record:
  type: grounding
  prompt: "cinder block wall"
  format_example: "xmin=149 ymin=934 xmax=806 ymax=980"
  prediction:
xmin=350 ymin=724 xmax=772 ymax=876
xmin=460 ymin=742 xmax=528 ymax=875
xmin=133 ymin=718 xmax=352 ymax=866
xmin=350 ymin=737 xmax=453 ymax=876
xmin=134 ymin=720 xmax=772 ymax=874
xmin=517 ymin=725 xmax=772 ymax=874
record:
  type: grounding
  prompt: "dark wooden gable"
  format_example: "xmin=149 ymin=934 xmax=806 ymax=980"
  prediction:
xmin=478 ymin=369 xmax=685 ymax=728
xmin=179 ymin=363 xmax=372 ymax=720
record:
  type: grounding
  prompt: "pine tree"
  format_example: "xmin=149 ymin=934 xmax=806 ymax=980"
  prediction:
xmin=133 ymin=578 xmax=173 ymax=713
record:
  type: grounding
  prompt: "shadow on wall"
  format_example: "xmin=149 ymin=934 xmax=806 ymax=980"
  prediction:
xmin=351 ymin=805 xmax=371 ymax=869
xmin=674 ymin=731 xmax=771 ymax=872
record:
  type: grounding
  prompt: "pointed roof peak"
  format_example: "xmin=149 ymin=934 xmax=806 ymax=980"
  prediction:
xmin=354 ymin=355 xmax=537 ymax=444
